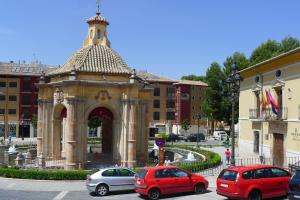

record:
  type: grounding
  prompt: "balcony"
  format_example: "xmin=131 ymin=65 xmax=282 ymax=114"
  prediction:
xmin=249 ymin=107 xmax=288 ymax=121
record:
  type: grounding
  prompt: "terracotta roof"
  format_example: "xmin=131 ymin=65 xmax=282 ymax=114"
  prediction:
xmin=136 ymin=70 xmax=176 ymax=83
xmin=174 ymin=80 xmax=208 ymax=86
xmin=47 ymin=44 xmax=131 ymax=76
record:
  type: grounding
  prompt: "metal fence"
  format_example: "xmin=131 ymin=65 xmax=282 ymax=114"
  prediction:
xmin=196 ymin=156 xmax=300 ymax=176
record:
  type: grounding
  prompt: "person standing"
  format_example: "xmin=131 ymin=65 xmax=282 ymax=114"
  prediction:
xmin=225 ymin=148 xmax=231 ymax=165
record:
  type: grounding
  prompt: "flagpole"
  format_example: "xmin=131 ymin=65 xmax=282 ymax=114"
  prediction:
xmin=260 ymin=74 xmax=264 ymax=163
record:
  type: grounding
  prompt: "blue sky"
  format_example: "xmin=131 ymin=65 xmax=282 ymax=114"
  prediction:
xmin=0 ymin=0 xmax=299 ymax=79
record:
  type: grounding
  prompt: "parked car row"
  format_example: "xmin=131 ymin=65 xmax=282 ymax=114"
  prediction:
xmin=86 ymin=164 xmax=300 ymax=200
xmin=86 ymin=165 xmax=208 ymax=200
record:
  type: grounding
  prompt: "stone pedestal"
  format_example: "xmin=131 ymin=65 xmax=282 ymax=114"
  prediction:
xmin=38 ymin=153 xmax=45 ymax=169
xmin=24 ymin=152 xmax=32 ymax=165
xmin=15 ymin=153 xmax=24 ymax=166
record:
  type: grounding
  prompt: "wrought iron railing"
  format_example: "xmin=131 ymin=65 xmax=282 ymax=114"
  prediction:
xmin=249 ymin=107 xmax=288 ymax=120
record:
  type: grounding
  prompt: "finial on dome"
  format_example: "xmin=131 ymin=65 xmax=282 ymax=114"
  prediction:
xmin=96 ymin=0 xmax=100 ymax=15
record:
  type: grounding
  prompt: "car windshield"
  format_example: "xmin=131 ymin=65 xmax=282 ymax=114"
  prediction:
xmin=138 ymin=169 xmax=148 ymax=179
xmin=218 ymin=170 xmax=237 ymax=181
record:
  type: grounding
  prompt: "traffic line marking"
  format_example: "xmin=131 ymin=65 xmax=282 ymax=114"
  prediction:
xmin=53 ymin=191 xmax=68 ymax=200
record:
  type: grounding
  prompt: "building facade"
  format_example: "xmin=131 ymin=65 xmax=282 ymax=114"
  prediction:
xmin=37 ymin=10 xmax=151 ymax=170
xmin=239 ymin=48 xmax=300 ymax=166
xmin=0 ymin=62 xmax=50 ymax=138
xmin=138 ymin=71 xmax=208 ymax=136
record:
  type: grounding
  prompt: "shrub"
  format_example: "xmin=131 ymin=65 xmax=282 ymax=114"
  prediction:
xmin=0 ymin=168 xmax=91 ymax=180
xmin=165 ymin=144 xmax=222 ymax=172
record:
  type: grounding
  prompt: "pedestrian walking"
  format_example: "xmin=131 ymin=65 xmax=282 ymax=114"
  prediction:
xmin=225 ymin=148 xmax=231 ymax=165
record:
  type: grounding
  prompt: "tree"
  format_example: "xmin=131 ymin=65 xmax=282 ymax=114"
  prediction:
xmin=181 ymin=74 xmax=207 ymax=83
xmin=181 ymin=118 xmax=191 ymax=134
xmin=249 ymin=40 xmax=281 ymax=65
xmin=203 ymin=62 xmax=225 ymax=131
xmin=222 ymin=52 xmax=249 ymax=124
xmin=280 ymin=36 xmax=300 ymax=53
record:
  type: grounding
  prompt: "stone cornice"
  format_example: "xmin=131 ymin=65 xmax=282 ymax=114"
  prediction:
xmin=37 ymin=99 xmax=53 ymax=104
xmin=65 ymin=97 xmax=86 ymax=104
xmin=120 ymin=99 xmax=139 ymax=105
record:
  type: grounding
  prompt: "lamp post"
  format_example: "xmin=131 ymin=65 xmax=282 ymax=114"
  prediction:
xmin=197 ymin=113 xmax=201 ymax=148
xmin=20 ymin=114 xmax=24 ymax=140
xmin=226 ymin=62 xmax=242 ymax=166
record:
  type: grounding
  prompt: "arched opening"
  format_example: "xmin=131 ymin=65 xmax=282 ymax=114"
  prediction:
xmin=87 ymin=107 xmax=113 ymax=165
xmin=52 ymin=105 xmax=67 ymax=159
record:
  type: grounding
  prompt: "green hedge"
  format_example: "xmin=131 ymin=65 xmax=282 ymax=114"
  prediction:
xmin=0 ymin=168 xmax=91 ymax=180
xmin=165 ymin=144 xmax=222 ymax=172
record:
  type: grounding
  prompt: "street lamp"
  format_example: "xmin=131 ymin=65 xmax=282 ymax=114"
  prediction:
xmin=226 ymin=62 xmax=242 ymax=166
xmin=197 ymin=113 xmax=201 ymax=148
xmin=20 ymin=114 xmax=24 ymax=140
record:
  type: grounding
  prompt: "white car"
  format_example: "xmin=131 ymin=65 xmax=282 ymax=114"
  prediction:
xmin=213 ymin=131 xmax=228 ymax=141
xmin=86 ymin=167 xmax=136 ymax=196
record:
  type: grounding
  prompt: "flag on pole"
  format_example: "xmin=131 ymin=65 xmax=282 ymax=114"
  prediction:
xmin=262 ymin=91 xmax=267 ymax=111
xmin=266 ymin=89 xmax=278 ymax=115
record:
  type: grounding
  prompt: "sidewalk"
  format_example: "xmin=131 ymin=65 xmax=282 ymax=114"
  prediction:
xmin=0 ymin=175 xmax=218 ymax=192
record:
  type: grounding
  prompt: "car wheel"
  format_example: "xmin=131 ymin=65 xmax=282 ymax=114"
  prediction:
xmin=96 ymin=184 xmax=109 ymax=196
xmin=148 ymin=188 xmax=160 ymax=200
xmin=248 ymin=190 xmax=261 ymax=200
xmin=194 ymin=183 xmax=205 ymax=194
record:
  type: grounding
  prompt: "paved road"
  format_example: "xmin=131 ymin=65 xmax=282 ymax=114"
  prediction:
xmin=0 ymin=176 xmax=287 ymax=200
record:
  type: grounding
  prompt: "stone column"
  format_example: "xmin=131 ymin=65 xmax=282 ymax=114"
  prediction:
xmin=127 ymin=100 xmax=137 ymax=168
xmin=65 ymin=98 xmax=78 ymax=170
xmin=120 ymin=100 xmax=129 ymax=166
xmin=37 ymin=99 xmax=44 ymax=155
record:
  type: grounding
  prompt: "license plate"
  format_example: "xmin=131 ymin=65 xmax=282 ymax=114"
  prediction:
xmin=220 ymin=183 xmax=228 ymax=188
xmin=294 ymin=195 xmax=300 ymax=199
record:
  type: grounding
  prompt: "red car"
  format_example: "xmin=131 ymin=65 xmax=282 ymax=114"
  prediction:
xmin=135 ymin=165 xmax=208 ymax=200
xmin=217 ymin=164 xmax=291 ymax=200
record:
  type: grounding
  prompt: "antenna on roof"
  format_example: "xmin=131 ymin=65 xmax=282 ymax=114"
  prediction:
xmin=96 ymin=0 xmax=100 ymax=15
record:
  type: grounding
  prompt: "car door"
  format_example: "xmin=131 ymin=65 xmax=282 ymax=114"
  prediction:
xmin=154 ymin=169 xmax=176 ymax=194
xmin=101 ymin=169 xmax=121 ymax=191
xmin=254 ymin=168 xmax=274 ymax=199
xmin=117 ymin=168 xmax=136 ymax=190
xmin=171 ymin=168 xmax=193 ymax=193
xmin=270 ymin=167 xmax=290 ymax=197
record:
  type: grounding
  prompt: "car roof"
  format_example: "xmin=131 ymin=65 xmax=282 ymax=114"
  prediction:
xmin=144 ymin=165 xmax=178 ymax=170
xmin=98 ymin=166 xmax=133 ymax=172
xmin=224 ymin=164 xmax=275 ymax=172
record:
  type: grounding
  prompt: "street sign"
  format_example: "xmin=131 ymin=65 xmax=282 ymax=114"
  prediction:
xmin=155 ymin=138 xmax=165 ymax=147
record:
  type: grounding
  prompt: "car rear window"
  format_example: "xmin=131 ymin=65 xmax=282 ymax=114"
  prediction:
xmin=218 ymin=170 xmax=237 ymax=181
xmin=294 ymin=170 xmax=300 ymax=179
xmin=138 ymin=169 xmax=148 ymax=179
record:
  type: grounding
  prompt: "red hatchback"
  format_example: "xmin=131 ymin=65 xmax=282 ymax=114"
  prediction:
xmin=135 ymin=165 xmax=208 ymax=200
xmin=217 ymin=164 xmax=291 ymax=200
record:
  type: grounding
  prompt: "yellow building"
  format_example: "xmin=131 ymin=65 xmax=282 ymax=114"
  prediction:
xmin=239 ymin=48 xmax=300 ymax=166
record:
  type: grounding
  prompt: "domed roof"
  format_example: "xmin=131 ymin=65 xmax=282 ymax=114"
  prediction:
xmin=87 ymin=13 xmax=109 ymax=25
xmin=48 ymin=44 xmax=132 ymax=76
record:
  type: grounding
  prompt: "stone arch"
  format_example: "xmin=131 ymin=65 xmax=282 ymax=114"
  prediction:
xmin=52 ymin=103 xmax=67 ymax=159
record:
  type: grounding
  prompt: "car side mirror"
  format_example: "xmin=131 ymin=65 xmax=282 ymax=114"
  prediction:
xmin=188 ymin=173 xmax=192 ymax=178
